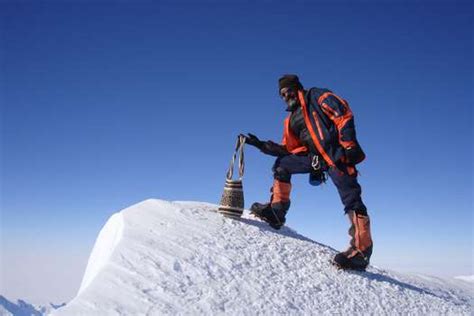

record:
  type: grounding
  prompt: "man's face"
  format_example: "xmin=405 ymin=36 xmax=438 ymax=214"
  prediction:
xmin=280 ymin=87 xmax=299 ymax=111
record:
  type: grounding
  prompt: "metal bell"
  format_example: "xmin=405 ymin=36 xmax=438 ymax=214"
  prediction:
xmin=218 ymin=135 xmax=246 ymax=219
xmin=218 ymin=179 xmax=244 ymax=218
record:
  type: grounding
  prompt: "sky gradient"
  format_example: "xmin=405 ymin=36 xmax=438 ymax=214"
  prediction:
xmin=1 ymin=1 xmax=473 ymax=303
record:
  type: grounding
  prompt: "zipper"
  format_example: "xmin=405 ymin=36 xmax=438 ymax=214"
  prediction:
xmin=312 ymin=111 xmax=325 ymax=140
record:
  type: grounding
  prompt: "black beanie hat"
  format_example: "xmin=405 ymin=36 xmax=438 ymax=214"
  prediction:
xmin=278 ymin=74 xmax=303 ymax=92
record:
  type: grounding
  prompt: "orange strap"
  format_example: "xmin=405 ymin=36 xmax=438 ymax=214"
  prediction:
xmin=298 ymin=91 xmax=336 ymax=168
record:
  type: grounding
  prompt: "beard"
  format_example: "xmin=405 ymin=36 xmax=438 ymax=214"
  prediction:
xmin=285 ymin=98 xmax=299 ymax=112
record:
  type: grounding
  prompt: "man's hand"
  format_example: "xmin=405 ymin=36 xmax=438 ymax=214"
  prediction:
xmin=241 ymin=133 xmax=264 ymax=149
xmin=345 ymin=144 xmax=365 ymax=165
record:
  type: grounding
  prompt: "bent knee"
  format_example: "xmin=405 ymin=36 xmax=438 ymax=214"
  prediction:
xmin=273 ymin=166 xmax=291 ymax=183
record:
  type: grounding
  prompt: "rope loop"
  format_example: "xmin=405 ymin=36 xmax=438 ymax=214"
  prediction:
xmin=226 ymin=135 xmax=246 ymax=181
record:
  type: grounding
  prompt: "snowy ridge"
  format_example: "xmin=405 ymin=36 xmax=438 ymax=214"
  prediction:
xmin=55 ymin=199 xmax=472 ymax=315
xmin=78 ymin=212 xmax=124 ymax=295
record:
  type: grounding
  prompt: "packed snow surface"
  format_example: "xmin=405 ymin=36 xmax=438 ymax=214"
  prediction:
xmin=55 ymin=199 xmax=472 ymax=315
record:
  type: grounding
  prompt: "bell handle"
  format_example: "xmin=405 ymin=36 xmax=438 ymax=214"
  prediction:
xmin=226 ymin=135 xmax=245 ymax=181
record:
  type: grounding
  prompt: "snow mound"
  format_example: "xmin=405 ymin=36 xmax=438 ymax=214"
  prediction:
xmin=55 ymin=199 xmax=473 ymax=315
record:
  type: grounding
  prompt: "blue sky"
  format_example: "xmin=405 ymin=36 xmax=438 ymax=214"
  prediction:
xmin=1 ymin=1 xmax=472 ymax=303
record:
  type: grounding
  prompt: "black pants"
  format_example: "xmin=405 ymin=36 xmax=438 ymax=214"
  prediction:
xmin=272 ymin=154 xmax=367 ymax=215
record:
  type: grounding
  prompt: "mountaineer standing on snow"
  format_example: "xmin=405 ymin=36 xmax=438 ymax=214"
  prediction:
xmin=242 ymin=74 xmax=373 ymax=271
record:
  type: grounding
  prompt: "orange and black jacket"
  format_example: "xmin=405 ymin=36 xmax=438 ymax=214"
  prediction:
xmin=260 ymin=87 xmax=365 ymax=169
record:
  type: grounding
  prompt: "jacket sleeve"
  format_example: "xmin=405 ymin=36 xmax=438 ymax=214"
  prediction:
xmin=259 ymin=140 xmax=290 ymax=157
xmin=319 ymin=93 xmax=357 ymax=149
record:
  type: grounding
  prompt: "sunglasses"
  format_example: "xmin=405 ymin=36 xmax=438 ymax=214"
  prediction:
xmin=280 ymin=87 xmax=296 ymax=100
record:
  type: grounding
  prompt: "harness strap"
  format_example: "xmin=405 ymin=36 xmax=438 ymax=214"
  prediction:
xmin=298 ymin=90 xmax=336 ymax=168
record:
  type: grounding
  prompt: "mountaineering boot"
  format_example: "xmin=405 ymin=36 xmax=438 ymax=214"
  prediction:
xmin=333 ymin=210 xmax=373 ymax=271
xmin=250 ymin=179 xmax=291 ymax=229
xmin=250 ymin=202 xmax=288 ymax=230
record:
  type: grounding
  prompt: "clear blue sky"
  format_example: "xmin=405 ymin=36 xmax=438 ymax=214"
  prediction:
xmin=1 ymin=0 xmax=472 ymax=303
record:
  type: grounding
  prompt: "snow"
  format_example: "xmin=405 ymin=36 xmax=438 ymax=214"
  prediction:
xmin=54 ymin=199 xmax=473 ymax=315
xmin=0 ymin=304 xmax=12 ymax=316
xmin=455 ymin=275 xmax=474 ymax=283
xmin=78 ymin=212 xmax=124 ymax=295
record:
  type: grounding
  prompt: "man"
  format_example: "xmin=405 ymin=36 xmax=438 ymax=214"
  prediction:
xmin=242 ymin=74 xmax=373 ymax=271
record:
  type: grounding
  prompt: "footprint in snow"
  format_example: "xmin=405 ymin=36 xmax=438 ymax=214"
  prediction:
xmin=173 ymin=260 xmax=182 ymax=272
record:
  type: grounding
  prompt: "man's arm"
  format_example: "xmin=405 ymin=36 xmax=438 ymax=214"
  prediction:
xmin=319 ymin=93 xmax=365 ymax=164
xmin=242 ymin=133 xmax=290 ymax=157
xmin=260 ymin=140 xmax=290 ymax=157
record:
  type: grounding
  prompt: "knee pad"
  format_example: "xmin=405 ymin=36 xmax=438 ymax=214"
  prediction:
xmin=273 ymin=166 xmax=291 ymax=183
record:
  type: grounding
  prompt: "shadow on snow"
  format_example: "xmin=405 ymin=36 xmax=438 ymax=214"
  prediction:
xmin=236 ymin=216 xmax=460 ymax=303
